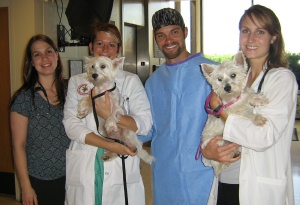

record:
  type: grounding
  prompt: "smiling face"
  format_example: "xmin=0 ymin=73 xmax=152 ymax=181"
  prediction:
xmin=154 ymin=25 xmax=188 ymax=64
xmin=239 ymin=14 xmax=277 ymax=65
xmin=89 ymin=31 xmax=121 ymax=60
xmin=31 ymin=40 xmax=58 ymax=78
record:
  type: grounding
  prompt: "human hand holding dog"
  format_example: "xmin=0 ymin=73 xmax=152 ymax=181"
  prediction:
xmin=202 ymin=136 xmax=240 ymax=164
xmin=210 ymin=92 xmax=229 ymax=121
xmin=210 ymin=92 xmax=222 ymax=110
xmin=94 ymin=91 xmax=138 ymax=132
xmin=106 ymin=141 xmax=137 ymax=156
xmin=92 ymin=92 xmax=138 ymax=132
xmin=85 ymin=132 xmax=137 ymax=156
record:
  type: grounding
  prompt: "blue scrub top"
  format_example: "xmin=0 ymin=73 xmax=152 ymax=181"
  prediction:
xmin=143 ymin=53 xmax=216 ymax=205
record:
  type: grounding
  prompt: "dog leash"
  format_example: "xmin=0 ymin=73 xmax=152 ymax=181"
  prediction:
xmin=91 ymin=83 xmax=127 ymax=146
xmin=91 ymin=82 xmax=116 ymax=101
xmin=91 ymin=83 xmax=130 ymax=205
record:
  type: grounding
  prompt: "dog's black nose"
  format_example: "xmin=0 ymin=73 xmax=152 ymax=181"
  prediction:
xmin=92 ymin=73 xmax=98 ymax=79
xmin=224 ymin=85 xmax=231 ymax=92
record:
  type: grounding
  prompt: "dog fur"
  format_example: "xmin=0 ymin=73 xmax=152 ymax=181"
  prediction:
xmin=77 ymin=56 xmax=154 ymax=164
xmin=200 ymin=51 xmax=269 ymax=175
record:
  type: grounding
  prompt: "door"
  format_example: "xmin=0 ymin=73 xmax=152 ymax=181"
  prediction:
xmin=0 ymin=7 xmax=14 ymax=195
xmin=123 ymin=23 xmax=137 ymax=75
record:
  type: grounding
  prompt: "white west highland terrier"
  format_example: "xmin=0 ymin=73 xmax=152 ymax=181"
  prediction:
xmin=77 ymin=56 xmax=154 ymax=164
xmin=200 ymin=51 xmax=269 ymax=175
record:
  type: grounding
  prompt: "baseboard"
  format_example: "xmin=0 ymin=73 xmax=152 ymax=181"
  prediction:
xmin=0 ymin=172 xmax=15 ymax=195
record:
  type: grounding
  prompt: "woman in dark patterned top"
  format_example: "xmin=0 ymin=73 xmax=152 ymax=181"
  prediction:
xmin=10 ymin=34 xmax=69 ymax=205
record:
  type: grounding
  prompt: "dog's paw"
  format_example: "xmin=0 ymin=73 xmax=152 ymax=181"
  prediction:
xmin=260 ymin=97 xmax=269 ymax=105
xmin=143 ymin=155 xmax=155 ymax=164
xmin=255 ymin=98 xmax=269 ymax=106
xmin=77 ymin=107 xmax=89 ymax=118
xmin=253 ymin=114 xmax=268 ymax=126
xmin=249 ymin=94 xmax=269 ymax=106
xmin=130 ymin=146 xmax=137 ymax=153
xmin=106 ymin=125 xmax=119 ymax=136
xmin=77 ymin=97 xmax=92 ymax=118
xmin=212 ymin=160 xmax=230 ymax=175
xmin=138 ymin=150 xmax=155 ymax=164
xmin=101 ymin=155 xmax=110 ymax=161
xmin=101 ymin=152 xmax=118 ymax=162
xmin=217 ymin=139 xmax=226 ymax=146
xmin=212 ymin=161 xmax=223 ymax=175
xmin=232 ymin=150 xmax=241 ymax=158
xmin=105 ymin=117 xmax=119 ymax=134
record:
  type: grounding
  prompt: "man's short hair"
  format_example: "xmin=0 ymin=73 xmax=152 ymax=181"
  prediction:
xmin=152 ymin=8 xmax=185 ymax=32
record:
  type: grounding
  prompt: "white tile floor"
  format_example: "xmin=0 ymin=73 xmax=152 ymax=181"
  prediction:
xmin=291 ymin=121 xmax=300 ymax=205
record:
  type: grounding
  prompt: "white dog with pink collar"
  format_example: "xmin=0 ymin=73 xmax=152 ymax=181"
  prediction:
xmin=198 ymin=51 xmax=269 ymax=175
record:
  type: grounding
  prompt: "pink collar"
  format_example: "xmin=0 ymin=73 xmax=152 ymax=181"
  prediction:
xmin=205 ymin=91 xmax=240 ymax=116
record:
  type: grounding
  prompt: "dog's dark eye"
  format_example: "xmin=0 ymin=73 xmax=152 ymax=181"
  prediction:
xmin=231 ymin=74 xmax=236 ymax=78
xmin=92 ymin=65 xmax=95 ymax=68
xmin=101 ymin=65 xmax=106 ymax=69
xmin=218 ymin=78 xmax=222 ymax=82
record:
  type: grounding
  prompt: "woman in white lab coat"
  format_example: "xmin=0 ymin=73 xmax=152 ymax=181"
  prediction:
xmin=202 ymin=5 xmax=296 ymax=205
xmin=63 ymin=22 xmax=152 ymax=205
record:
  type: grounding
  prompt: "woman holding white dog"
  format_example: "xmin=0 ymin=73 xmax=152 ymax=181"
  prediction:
xmin=202 ymin=4 xmax=297 ymax=205
xmin=63 ymin=22 xmax=152 ymax=205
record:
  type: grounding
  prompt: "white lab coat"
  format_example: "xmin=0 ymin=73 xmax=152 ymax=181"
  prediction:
xmin=207 ymin=67 xmax=297 ymax=205
xmin=63 ymin=69 xmax=152 ymax=205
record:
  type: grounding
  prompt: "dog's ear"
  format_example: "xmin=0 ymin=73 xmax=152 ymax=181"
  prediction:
xmin=83 ymin=56 xmax=91 ymax=64
xmin=83 ymin=56 xmax=91 ymax=72
xmin=201 ymin=63 xmax=215 ymax=79
xmin=112 ymin=57 xmax=125 ymax=70
xmin=233 ymin=51 xmax=247 ymax=69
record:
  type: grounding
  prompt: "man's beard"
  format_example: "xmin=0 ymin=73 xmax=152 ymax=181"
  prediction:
xmin=162 ymin=46 xmax=183 ymax=60
xmin=162 ymin=44 xmax=183 ymax=59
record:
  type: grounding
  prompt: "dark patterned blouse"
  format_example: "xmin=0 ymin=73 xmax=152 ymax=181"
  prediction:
xmin=10 ymin=89 xmax=70 ymax=180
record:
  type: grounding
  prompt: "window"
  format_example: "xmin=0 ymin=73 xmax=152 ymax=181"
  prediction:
xmin=202 ymin=0 xmax=300 ymax=55
xmin=202 ymin=0 xmax=251 ymax=55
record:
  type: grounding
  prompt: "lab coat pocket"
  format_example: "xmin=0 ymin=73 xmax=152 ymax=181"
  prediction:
xmin=110 ymin=156 xmax=140 ymax=185
xmin=255 ymin=176 xmax=286 ymax=204
xmin=257 ymin=175 xmax=286 ymax=186
xmin=66 ymin=149 xmax=95 ymax=186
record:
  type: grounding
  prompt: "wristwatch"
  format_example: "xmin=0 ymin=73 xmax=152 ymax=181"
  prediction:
xmin=213 ymin=105 xmax=223 ymax=117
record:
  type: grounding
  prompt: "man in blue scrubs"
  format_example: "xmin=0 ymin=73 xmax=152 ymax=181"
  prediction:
xmin=142 ymin=8 xmax=217 ymax=205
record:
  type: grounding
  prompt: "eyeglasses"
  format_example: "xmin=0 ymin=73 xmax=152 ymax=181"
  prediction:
xmin=94 ymin=41 xmax=118 ymax=49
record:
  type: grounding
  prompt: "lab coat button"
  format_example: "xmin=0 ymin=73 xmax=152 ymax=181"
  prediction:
xmin=105 ymin=171 xmax=109 ymax=175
